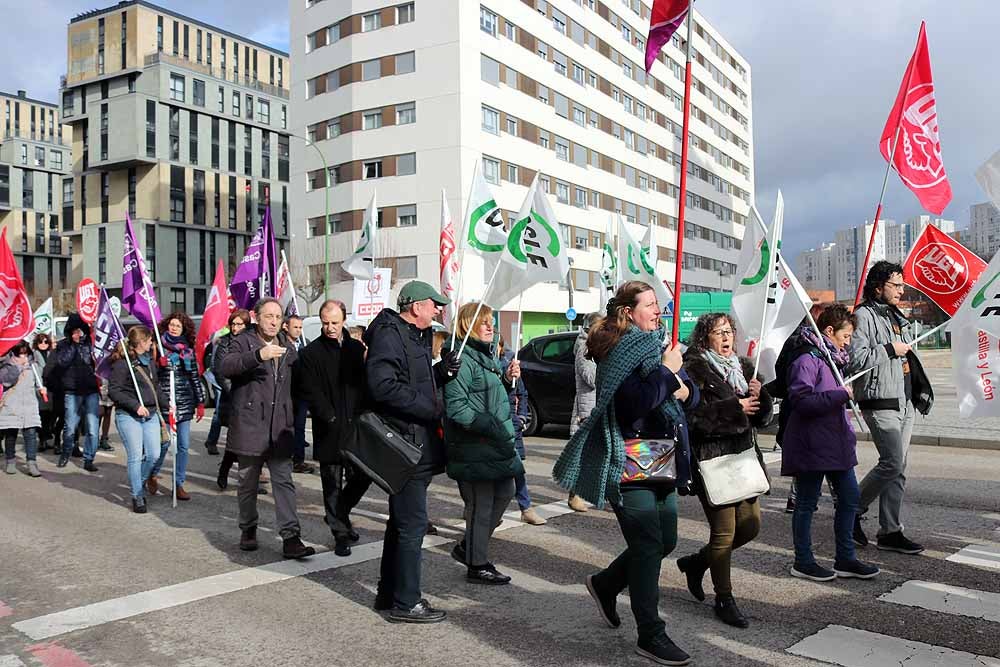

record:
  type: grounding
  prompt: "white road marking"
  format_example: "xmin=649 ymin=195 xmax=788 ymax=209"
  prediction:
xmin=11 ymin=498 xmax=575 ymax=641
xmin=0 ymin=656 xmax=25 ymax=667
xmin=879 ymin=580 xmax=1000 ymax=623
xmin=946 ymin=543 xmax=1000 ymax=571
xmin=787 ymin=624 xmax=1000 ymax=666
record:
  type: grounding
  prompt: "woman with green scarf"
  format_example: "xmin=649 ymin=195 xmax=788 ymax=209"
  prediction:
xmin=554 ymin=281 xmax=698 ymax=667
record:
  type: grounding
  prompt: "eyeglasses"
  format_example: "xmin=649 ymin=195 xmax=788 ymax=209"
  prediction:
xmin=710 ymin=328 xmax=735 ymax=337
xmin=885 ymin=281 xmax=905 ymax=291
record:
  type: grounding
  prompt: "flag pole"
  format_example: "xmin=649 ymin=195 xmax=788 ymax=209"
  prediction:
xmin=456 ymin=259 xmax=504 ymax=360
xmin=107 ymin=294 xmax=145 ymax=410
xmin=281 ymin=249 xmax=302 ymax=315
xmin=751 ymin=207 xmax=781 ymax=380
xmin=452 ymin=163 xmax=483 ymax=349
xmin=843 ymin=320 xmax=948 ymax=384
xmin=170 ymin=370 xmax=177 ymax=508
xmin=670 ymin=1 xmax=695 ymax=346
xmin=511 ymin=293 xmax=524 ymax=392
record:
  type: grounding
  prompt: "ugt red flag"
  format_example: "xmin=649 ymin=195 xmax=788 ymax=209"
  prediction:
xmin=0 ymin=228 xmax=35 ymax=356
xmin=903 ymin=224 xmax=985 ymax=316
xmin=644 ymin=0 xmax=690 ymax=72
xmin=195 ymin=260 xmax=230 ymax=374
xmin=880 ymin=22 xmax=952 ymax=215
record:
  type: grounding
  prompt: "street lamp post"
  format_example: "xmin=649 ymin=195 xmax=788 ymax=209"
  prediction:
xmin=291 ymin=134 xmax=331 ymax=300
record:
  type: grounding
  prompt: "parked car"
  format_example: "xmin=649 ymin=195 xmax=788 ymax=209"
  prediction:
xmin=517 ymin=331 xmax=578 ymax=436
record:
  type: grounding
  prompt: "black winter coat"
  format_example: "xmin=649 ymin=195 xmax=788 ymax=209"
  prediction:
xmin=211 ymin=333 xmax=235 ymax=427
xmin=294 ymin=333 xmax=366 ymax=464
xmin=52 ymin=313 xmax=99 ymax=395
xmin=219 ymin=328 xmax=298 ymax=458
xmin=108 ymin=357 xmax=170 ymax=419
xmin=156 ymin=339 xmax=205 ymax=423
xmin=363 ymin=308 xmax=448 ymax=478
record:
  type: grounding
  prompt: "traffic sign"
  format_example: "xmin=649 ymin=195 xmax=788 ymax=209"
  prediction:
xmin=565 ymin=307 xmax=577 ymax=321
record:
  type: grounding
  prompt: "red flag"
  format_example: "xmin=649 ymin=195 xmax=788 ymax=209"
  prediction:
xmin=76 ymin=278 xmax=100 ymax=323
xmin=195 ymin=260 xmax=230 ymax=374
xmin=880 ymin=22 xmax=952 ymax=215
xmin=644 ymin=0 xmax=690 ymax=72
xmin=0 ymin=228 xmax=35 ymax=356
xmin=902 ymin=224 xmax=985 ymax=316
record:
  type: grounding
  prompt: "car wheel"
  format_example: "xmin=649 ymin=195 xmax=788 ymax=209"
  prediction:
xmin=523 ymin=399 xmax=542 ymax=437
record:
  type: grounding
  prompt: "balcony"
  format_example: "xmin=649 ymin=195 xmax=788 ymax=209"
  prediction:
xmin=143 ymin=52 xmax=289 ymax=100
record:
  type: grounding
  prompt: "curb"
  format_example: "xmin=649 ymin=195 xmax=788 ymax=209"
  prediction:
xmin=854 ymin=430 xmax=1000 ymax=452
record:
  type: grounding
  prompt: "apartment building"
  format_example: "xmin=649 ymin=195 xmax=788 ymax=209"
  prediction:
xmin=833 ymin=221 xmax=888 ymax=302
xmin=968 ymin=202 xmax=1000 ymax=261
xmin=0 ymin=90 xmax=72 ymax=303
xmin=290 ymin=0 xmax=753 ymax=326
xmin=796 ymin=242 xmax=836 ymax=294
xmin=60 ymin=0 xmax=291 ymax=314
xmin=884 ymin=214 xmax=955 ymax=265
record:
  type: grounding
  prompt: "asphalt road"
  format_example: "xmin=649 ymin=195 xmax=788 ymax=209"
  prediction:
xmin=1 ymin=419 xmax=999 ymax=666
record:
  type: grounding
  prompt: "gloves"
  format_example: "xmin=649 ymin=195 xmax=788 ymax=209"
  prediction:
xmin=195 ymin=404 xmax=205 ymax=422
xmin=442 ymin=350 xmax=462 ymax=379
xmin=158 ymin=355 xmax=169 ymax=367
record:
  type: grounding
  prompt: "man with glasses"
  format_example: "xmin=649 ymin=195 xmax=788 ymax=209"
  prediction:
xmin=365 ymin=281 xmax=460 ymax=623
xmin=847 ymin=261 xmax=934 ymax=554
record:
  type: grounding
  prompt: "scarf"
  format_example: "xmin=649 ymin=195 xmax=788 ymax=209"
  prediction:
xmin=702 ymin=348 xmax=748 ymax=395
xmin=799 ymin=326 xmax=850 ymax=369
xmin=552 ymin=325 xmax=689 ymax=508
xmin=162 ymin=332 xmax=197 ymax=371
xmin=136 ymin=352 xmax=152 ymax=367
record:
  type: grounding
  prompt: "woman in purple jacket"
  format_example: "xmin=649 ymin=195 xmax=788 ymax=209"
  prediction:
xmin=781 ymin=304 xmax=880 ymax=583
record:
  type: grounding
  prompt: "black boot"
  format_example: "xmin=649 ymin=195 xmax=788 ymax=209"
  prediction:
xmin=714 ymin=594 xmax=749 ymax=628
xmin=239 ymin=527 xmax=258 ymax=551
xmin=216 ymin=463 xmax=229 ymax=491
xmin=676 ymin=553 xmax=708 ymax=602
xmin=132 ymin=497 xmax=147 ymax=514
xmin=205 ymin=443 xmax=220 ymax=456
xmin=57 ymin=453 xmax=69 ymax=468
xmin=334 ymin=536 xmax=352 ymax=557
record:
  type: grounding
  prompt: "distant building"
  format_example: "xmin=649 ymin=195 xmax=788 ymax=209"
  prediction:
xmin=834 ymin=221 xmax=887 ymax=302
xmin=884 ymin=214 xmax=955 ymax=264
xmin=968 ymin=202 xmax=1000 ymax=261
xmin=797 ymin=242 xmax=836 ymax=293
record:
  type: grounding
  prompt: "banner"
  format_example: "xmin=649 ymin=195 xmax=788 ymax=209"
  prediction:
xmin=230 ymin=206 xmax=278 ymax=310
xmin=902 ymin=224 xmax=986 ymax=316
xmin=352 ymin=268 xmax=392 ymax=324
xmin=617 ymin=214 xmax=673 ymax=309
xmin=644 ymin=0 xmax=690 ymax=72
xmin=951 ymin=325 xmax=1000 ymax=419
xmin=121 ymin=212 xmax=161 ymax=328
xmin=195 ymin=260 xmax=229 ymax=374
xmin=439 ymin=188 xmax=459 ymax=328
xmin=880 ymin=21 xmax=952 ymax=215
xmin=275 ymin=256 xmax=299 ymax=317
xmin=462 ymin=160 xmax=508 ymax=275
xmin=28 ymin=297 xmax=54 ymax=343
xmin=76 ymin=279 xmax=100 ymax=323
xmin=91 ymin=287 xmax=124 ymax=380
xmin=599 ymin=214 xmax=619 ymax=308
xmin=0 ymin=228 xmax=35 ymax=356
xmin=343 ymin=192 xmax=378 ymax=280
xmin=975 ymin=148 xmax=1000 ymax=211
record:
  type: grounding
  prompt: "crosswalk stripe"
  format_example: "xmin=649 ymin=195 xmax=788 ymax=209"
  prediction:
xmin=946 ymin=543 xmax=1000 ymax=571
xmin=879 ymin=580 xmax=1000 ymax=623
xmin=787 ymin=624 xmax=1000 ymax=666
xmin=0 ymin=656 xmax=25 ymax=667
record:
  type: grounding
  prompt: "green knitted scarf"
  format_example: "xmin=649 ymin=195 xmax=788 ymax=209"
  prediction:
xmin=552 ymin=325 xmax=684 ymax=508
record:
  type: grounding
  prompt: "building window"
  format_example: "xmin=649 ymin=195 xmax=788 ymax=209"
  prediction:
xmin=281 ymin=105 xmax=287 ymax=130
xmin=157 ymin=15 xmax=163 ymax=51
xmin=146 ymin=224 xmax=156 ymax=281
xmin=481 ymin=106 xmax=499 ymax=135
xmin=328 ymin=118 xmax=341 ymax=137
xmin=397 ymin=3 xmax=415 ymax=23
xmin=482 ymin=157 xmax=500 ymax=185
xmin=261 ymin=130 xmax=271 ymax=179
xmin=397 ymin=204 xmax=417 ymax=227
xmin=0 ymin=166 xmax=8 ymax=208
xmin=362 ymin=12 xmax=381 ymax=32
xmin=395 ymin=52 xmax=415 ymax=74
xmin=397 ymin=153 xmax=416 ymax=176
xmin=189 ymin=111 xmax=198 ymax=163
xmin=36 ymin=213 xmax=46 ymax=253
xmin=363 ymin=161 xmax=382 ymax=179
xmin=245 ymin=94 xmax=253 ymax=120
xmin=232 ymin=91 xmax=240 ymax=116
xmin=101 ymin=172 xmax=110 ymax=223
xmin=170 ymin=166 xmax=185 ymax=222
xmin=35 ymin=146 xmax=46 ymax=167
xmin=575 ymin=187 xmax=587 ymax=208
xmin=396 ymin=256 xmax=417 ymax=279
xmin=128 ymin=168 xmax=136 ymax=218
xmin=22 ymin=170 xmax=33 ymax=208
xmin=555 ymin=137 xmax=569 ymax=161
xmin=257 ymin=99 xmax=270 ymax=124
xmin=363 ymin=110 xmax=382 ymax=130
xmin=169 ymin=108 xmax=180 ymax=160
xmin=228 ymin=176 xmax=237 ymax=229
xmin=505 ymin=117 xmax=518 ymax=134
xmin=169 ymin=74 xmax=185 ymax=102
xmin=362 ymin=59 xmax=381 ymax=81
xmin=504 ymin=21 xmax=517 ymax=41
xmin=480 ymin=7 xmax=497 ymax=36
xmin=211 ymin=117 xmax=220 ymax=168
xmin=20 ymin=144 xmax=27 ymax=165
xmin=395 ymin=102 xmax=415 ymax=125
xmin=217 ymin=86 xmax=225 ymax=113
xmin=170 ymin=288 xmax=185 ymax=312
xmin=193 ymin=170 xmax=206 ymax=225
xmin=277 ymin=135 xmax=289 ymax=182
xmin=556 ymin=181 xmax=569 ymax=204
xmin=243 ymin=125 xmax=252 ymax=176
xmin=193 ymin=79 xmax=205 ymax=106
xmin=505 ymin=163 xmax=518 ymax=183
xmin=228 ymin=122 xmax=236 ymax=171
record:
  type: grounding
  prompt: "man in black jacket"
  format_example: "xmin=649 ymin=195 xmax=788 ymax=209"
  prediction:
xmin=366 ymin=281 xmax=459 ymax=624
xmin=52 ymin=314 xmax=101 ymax=470
xmin=294 ymin=300 xmax=370 ymax=557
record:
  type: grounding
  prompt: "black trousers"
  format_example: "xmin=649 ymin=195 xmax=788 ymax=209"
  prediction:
xmin=319 ymin=462 xmax=372 ymax=539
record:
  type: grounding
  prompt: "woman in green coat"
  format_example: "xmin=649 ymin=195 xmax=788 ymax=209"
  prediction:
xmin=445 ymin=302 xmax=524 ymax=585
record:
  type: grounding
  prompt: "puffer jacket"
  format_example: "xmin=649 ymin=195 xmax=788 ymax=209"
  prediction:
xmin=0 ymin=356 xmax=42 ymax=429
xmin=570 ymin=328 xmax=596 ymax=436
xmin=847 ymin=299 xmax=933 ymax=415
xmin=52 ymin=313 xmax=99 ymax=395
xmin=156 ymin=337 xmax=205 ymax=423
xmin=444 ymin=338 xmax=523 ymax=482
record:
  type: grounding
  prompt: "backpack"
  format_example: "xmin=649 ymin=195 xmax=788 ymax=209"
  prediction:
xmin=766 ymin=341 xmax=818 ymax=446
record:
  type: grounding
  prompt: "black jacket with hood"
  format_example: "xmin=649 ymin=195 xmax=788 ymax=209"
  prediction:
xmin=52 ymin=313 xmax=99 ymax=395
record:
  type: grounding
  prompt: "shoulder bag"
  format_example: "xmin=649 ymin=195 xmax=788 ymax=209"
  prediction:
xmin=621 ymin=438 xmax=677 ymax=485
xmin=698 ymin=444 xmax=770 ymax=507
xmin=136 ymin=364 xmax=170 ymax=443
xmin=341 ymin=411 xmax=423 ymax=495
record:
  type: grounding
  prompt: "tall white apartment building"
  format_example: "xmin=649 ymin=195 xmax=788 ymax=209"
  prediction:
xmin=290 ymin=0 xmax=753 ymax=328
xmin=797 ymin=242 xmax=836 ymax=293
xmin=834 ymin=221 xmax=888 ymax=301
xmin=884 ymin=214 xmax=955 ymax=264
xmin=969 ymin=202 xmax=1000 ymax=261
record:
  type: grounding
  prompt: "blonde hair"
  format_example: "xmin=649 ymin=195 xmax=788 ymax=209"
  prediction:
xmin=454 ymin=302 xmax=494 ymax=341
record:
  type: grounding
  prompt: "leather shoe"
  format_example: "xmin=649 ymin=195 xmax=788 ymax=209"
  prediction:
xmin=347 ymin=527 xmax=360 ymax=543
xmin=714 ymin=595 xmax=749 ymax=628
xmin=175 ymin=485 xmax=191 ymax=501
xmin=450 ymin=541 xmax=467 ymax=565
xmin=205 ymin=443 xmax=220 ymax=456
xmin=334 ymin=537 xmax=352 ymax=557
xmin=373 ymin=595 xmax=393 ymax=612
xmin=676 ymin=553 xmax=708 ymax=602
xmin=387 ymin=600 xmax=447 ymax=624
xmin=467 ymin=564 xmax=511 ymax=585
xmin=282 ymin=536 xmax=316 ymax=560
xmin=239 ymin=527 xmax=258 ymax=551
xmin=83 ymin=461 xmax=98 ymax=472
xmin=57 ymin=455 xmax=69 ymax=468
xmin=131 ymin=497 xmax=147 ymax=514
xmin=146 ymin=475 xmax=160 ymax=496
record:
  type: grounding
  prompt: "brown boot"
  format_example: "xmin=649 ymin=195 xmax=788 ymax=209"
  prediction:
xmin=145 ymin=475 xmax=159 ymax=496
xmin=175 ymin=485 xmax=191 ymax=501
xmin=568 ymin=494 xmax=588 ymax=512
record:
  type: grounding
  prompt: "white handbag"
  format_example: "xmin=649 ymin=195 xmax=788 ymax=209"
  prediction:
xmin=698 ymin=445 xmax=770 ymax=507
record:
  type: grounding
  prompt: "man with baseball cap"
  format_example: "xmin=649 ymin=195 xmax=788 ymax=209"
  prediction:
xmin=365 ymin=280 xmax=460 ymax=623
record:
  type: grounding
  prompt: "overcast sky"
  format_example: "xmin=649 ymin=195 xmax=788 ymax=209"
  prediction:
xmin=4 ymin=1 xmax=997 ymax=261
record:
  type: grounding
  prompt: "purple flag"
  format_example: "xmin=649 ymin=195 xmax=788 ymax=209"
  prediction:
xmin=229 ymin=206 xmax=278 ymax=310
xmin=121 ymin=212 xmax=162 ymax=328
xmin=92 ymin=287 xmax=124 ymax=380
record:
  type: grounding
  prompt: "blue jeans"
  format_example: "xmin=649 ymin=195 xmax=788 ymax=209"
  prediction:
xmin=378 ymin=476 xmax=431 ymax=611
xmin=64 ymin=392 xmax=99 ymax=462
xmin=3 ymin=428 xmax=38 ymax=461
xmin=293 ymin=399 xmax=308 ymax=464
xmin=793 ymin=469 xmax=860 ymax=567
xmin=513 ymin=428 xmax=531 ymax=510
xmin=115 ymin=411 xmax=162 ymax=499
xmin=152 ymin=418 xmax=191 ymax=486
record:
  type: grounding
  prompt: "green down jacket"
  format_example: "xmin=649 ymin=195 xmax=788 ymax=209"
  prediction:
xmin=444 ymin=338 xmax=524 ymax=482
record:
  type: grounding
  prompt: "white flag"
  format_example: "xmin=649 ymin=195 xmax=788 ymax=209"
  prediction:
xmin=486 ymin=174 xmax=568 ymax=309
xmin=975 ymin=149 xmax=1000 ymax=211
xmin=440 ymin=189 xmax=459 ymax=328
xmin=28 ymin=297 xmax=54 ymax=343
xmin=617 ymin=214 xmax=673 ymax=309
xmin=462 ymin=160 xmax=507 ymax=274
xmin=275 ymin=255 xmax=299 ymax=316
xmin=342 ymin=192 xmax=378 ymax=280
xmin=599 ymin=214 xmax=619 ymax=307
xmin=950 ymin=248 xmax=1000 ymax=417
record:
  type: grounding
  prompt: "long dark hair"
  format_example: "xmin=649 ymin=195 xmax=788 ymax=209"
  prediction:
xmin=586 ymin=281 xmax=654 ymax=363
xmin=688 ymin=312 xmax=735 ymax=354
xmin=159 ymin=312 xmax=196 ymax=345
